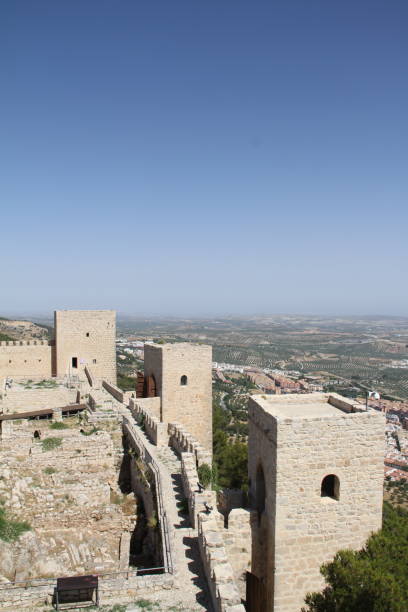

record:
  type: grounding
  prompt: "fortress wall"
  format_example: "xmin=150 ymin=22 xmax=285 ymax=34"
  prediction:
xmin=129 ymin=395 xmax=161 ymax=421
xmin=198 ymin=512 xmax=245 ymax=612
xmin=0 ymin=342 xmax=52 ymax=380
xmin=168 ymin=422 xmax=212 ymax=466
xmin=129 ymin=397 xmax=168 ymax=446
xmin=222 ymin=509 xmax=251 ymax=599
xmin=0 ymin=428 xmax=115 ymax=467
xmin=103 ymin=379 xmax=124 ymax=403
xmin=55 ymin=310 xmax=116 ymax=383
xmin=181 ymin=452 xmax=216 ymax=528
xmin=0 ymin=572 xmax=175 ymax=611
xmin=1 ymin=387 xmax=77 ymax=414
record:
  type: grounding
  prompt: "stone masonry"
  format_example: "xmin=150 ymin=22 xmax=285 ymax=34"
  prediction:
xmin=248 ymin=392 xmax=385 ymax=612
xmin=0 ymin=310 xmax=116 ymax=384
xmin=144 ymin=343 xmax=212 ymax=454
xmin=54 ymin=310 xmax=116 ymax=383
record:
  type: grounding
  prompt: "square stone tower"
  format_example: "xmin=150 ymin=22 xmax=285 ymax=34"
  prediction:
xmin=248 ymin=392 xmax=384 ymax=612
xmin=54 ymin=310 xmax=116 ymax=383
xmin=144 ymin=342 xmax=212 ymax=454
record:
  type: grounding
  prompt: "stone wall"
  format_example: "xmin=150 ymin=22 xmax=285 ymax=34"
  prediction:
xmin=198 ymin=512 xmax=245 ymax=612
xmin=144 ymin=343 xmax=212 ymax=454
xmin=222 ymin=509 xmax=251 ymax=599
xmin=1 ymin=386 xmax=77 ymax=414
xmin=0 ymin=420 xmax=135 ymax=585
xmin=180 ymin=452 xmax=217 ymax=528
xmin=0 ymin=341 xmax=52 ymax=381
xmin=248 ymin=393 xmax=385 ymax=612
xmin=168 ymin=422 xmax=212 ymax=466
xmin=129 ymin=397 xmax=168 ymax=446
xmin=0 ymin=571 xmax=174 ymax=611
xmin=54 ymin=310 xmax=116 ymax=383
xmin=103 ymin=379 xmax=124 ymax=403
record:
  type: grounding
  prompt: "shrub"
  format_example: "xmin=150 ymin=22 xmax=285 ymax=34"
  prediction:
xmin=197 ymin=463 xmax=212 ymax=489
xmin=80 ymin=426 xmax=99 ymax=436
xmin=147 ymin=512 xmax=158 ymax=529
xmin=43 ymin=467 xmax=57 ymax=475
xmin=0 ymin=504 xmax=31 ymax=542
xmin=134 ymin=601 xmax=159 ymax=610
xmin=49 ymin=421 xmax=68 ymax=430
xmin=41 ymin=437 xmax=62 ymax=452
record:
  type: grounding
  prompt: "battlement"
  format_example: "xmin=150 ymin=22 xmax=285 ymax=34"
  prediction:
xmin=129 ymin=397 xmax=167 ymax=446
xmin=168 ymin=422 xmax=212 ymax=466
xmin=0 ymin=340 xmax=51 ymax=347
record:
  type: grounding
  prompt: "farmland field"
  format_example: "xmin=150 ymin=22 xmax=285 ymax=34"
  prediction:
xmin=118 ymin=314 xmax=408 ymax=399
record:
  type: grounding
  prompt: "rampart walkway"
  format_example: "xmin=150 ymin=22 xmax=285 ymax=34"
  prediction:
xmin=100 ymin=387 xmax=212 ymax=611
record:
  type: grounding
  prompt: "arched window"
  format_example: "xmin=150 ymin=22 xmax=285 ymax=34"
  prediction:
xmin=321 ymin=474 xmax=340 ymax=500
xmin=180 ymin=375 xmax=188 ymax=386
xmin=33 ymin=430 xmax=41 ymax=439
xmin=255 ymin=464 xmax=266 ymax=519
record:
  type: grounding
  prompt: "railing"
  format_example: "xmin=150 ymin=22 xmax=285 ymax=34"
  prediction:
xmin=0 ymin=566 xmax=168 ymax=590
xmin=123 ymin=418 xmax=174 ymax=575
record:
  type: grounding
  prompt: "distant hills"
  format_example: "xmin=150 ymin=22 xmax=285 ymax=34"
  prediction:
xmin=0 ymin=317 xmax=51 ymax=342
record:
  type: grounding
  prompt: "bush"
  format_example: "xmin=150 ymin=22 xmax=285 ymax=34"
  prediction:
xmin=197 ymin=463 xmax=212 ymax=489
xmin=147 ymin=512 xmax=158 ymax=529
xmin=49 ymin=421 xmax=68 ymax=429
xmin=80 ymin=426 xmax=99 ymax=436
xmin=41 ymin=437 xmax=62 ymax=452
xmin=0 ymin=504 xmax=31 ymax=542
xmin=43 ymin=467 xmax=57 ymax=475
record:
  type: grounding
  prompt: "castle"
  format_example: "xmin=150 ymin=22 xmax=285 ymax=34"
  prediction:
xmin=0 ymin=310 xmax=385 ymax=612
xmin=0 ymin=310 xmax=116 ymax=383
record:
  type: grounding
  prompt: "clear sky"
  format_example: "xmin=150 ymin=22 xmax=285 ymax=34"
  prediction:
xmin=1 ymin=1 xmax=407 ymax=316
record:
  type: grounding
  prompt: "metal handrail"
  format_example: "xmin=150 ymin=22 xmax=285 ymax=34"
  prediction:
xmin=123 ymin=418 xmax=174 ymax=575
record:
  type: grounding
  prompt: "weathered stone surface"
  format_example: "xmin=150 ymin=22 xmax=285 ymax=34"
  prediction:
xmin=248 ymin=392 xmax=385 ymax=612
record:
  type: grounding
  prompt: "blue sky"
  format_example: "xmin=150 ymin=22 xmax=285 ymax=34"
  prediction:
xmin=1 ymin=1 xmax=407 ymax=316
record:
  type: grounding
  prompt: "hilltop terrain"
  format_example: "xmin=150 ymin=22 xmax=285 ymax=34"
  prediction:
xmin=0 ymin=318 xmax=50 ymax=342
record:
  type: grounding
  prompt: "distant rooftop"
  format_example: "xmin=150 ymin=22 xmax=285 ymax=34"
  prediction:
xmin=253 ymin=392 xmax=366 ymax=421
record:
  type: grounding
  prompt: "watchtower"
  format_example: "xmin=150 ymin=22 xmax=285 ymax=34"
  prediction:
xmin=54 ymin=310 xmax=116 ymax=384
xmin=247 ymin=392 xmax=384 ymax=612
xmin=143 ymin=342 xmax=212 ymax=454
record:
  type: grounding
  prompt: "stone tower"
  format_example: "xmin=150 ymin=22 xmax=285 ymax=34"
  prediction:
xmin=54 ymin=310 xmax=116 ymax=383
xmin=248 ymin=392 xmax=384 ymax=612
xmin=143 ymin=342 xmax=212 ymax=454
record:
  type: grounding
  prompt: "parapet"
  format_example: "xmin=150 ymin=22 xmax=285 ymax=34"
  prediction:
xmin=0 ymin=340 xmax=51 ymax=347
xmin=129 ymin=397 xmax=168 ymax=446
xmin=198 ymin=511 xmax=245 ymax=612
xmin=168 ymin=422 xmax=212 ymax=466
xmin=249 ymin=391 xmax=374 ymax=423
xmin=181 ymin=452 xmax=217 ymax=528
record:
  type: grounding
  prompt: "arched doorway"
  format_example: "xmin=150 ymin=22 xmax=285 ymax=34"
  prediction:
xmin=143 ymin=374 xmax=157 ymax=398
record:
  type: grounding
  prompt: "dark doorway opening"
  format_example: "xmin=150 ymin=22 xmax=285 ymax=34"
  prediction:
xmin=72 ymin=357 xmax=78 ymax=369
